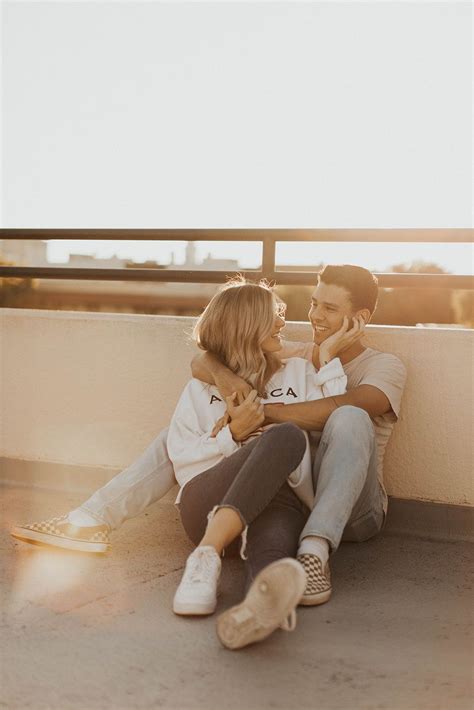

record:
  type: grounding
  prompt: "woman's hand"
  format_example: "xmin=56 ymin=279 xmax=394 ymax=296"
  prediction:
xmin=225 ymin=390 xmax=265 ymax=442
xmin=210 ymin=412 xmax=230 ymax=438
xmin=319 ymin=315 xmax=366 ymax=366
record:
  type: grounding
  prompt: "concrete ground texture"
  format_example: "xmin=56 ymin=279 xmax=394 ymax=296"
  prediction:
xmin=1 ymin=484 xmax=473 ymax=710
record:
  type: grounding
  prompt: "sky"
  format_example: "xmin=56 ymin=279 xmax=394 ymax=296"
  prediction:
xmin=2 ymin=1 xmax=472 ymax=275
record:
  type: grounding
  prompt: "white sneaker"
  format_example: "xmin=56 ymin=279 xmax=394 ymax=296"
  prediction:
xmin=173 ymin=546 xmax=222 ymax=616
xmin=216 ymin=558 xmax=306 ymax=650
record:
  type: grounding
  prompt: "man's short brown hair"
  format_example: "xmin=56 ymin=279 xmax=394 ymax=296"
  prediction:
xmin=318 ymin=264 xmax=379 ymax=314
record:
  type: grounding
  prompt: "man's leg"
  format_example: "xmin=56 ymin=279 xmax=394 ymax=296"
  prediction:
xmin=11 ymin=427 xmax=177 ymax=551
xmin=300 ymin=405 xmax=383 ymax=549
xmin=244 ymin=483 xmax=309 ymax=590
xmin=297 ymin=405 xmax=384 ymax=605
xmin=80 ymin=427 xmax=175 ymax=529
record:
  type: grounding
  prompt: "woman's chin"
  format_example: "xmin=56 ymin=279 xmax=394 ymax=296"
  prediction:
xmin=263 ymin=341 xmax=282 ymax=353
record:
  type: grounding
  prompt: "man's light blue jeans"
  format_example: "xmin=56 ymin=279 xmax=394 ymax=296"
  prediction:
xmin=302 ymin=405 xmax=385 ymax=552
xmin=80 ymin=405 xmax=385 ymax=554
xmin=81 ymin=427 xmax=175 ymax=530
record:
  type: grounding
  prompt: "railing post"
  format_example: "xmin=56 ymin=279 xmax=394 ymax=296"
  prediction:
xmin=261 ymin=234 xmax=276 ymax=281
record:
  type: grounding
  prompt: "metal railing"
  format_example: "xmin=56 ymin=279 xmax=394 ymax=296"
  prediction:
xmin=0 ymin=228 xmax=473 ymax=289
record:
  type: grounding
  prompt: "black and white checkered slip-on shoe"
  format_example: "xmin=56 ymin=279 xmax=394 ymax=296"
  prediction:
xmin=297 ymin=553 xmax=332 ymax=606
xmin=216 ymin=558 xmax=306 ymax=650
xmin=11 ymin=515 xmax=111 ymax=553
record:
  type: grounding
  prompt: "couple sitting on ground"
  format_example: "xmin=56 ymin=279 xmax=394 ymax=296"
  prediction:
xmin=12 ymin=264 xmax=406 ymax=650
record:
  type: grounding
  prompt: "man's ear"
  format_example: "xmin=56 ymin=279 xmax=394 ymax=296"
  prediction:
xmin=356 ymin=308 xmax=371 ymax=324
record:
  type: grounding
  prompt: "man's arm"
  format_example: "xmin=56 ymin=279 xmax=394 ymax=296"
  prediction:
xmin=191 ymin=352 xmax=252 ymax=398
xmin=264 ymin=385 xmax=392 ymax=432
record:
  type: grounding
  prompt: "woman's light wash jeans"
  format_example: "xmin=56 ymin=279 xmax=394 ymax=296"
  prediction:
xmin=80 ymin=405 xmax=385 ymax=553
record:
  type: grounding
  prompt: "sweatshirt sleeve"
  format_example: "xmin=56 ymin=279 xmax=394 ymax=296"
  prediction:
xmin=305 ymin=358 xmax=347 ymax=400
xmin=167 ymin=381 xmax=240 ymax=487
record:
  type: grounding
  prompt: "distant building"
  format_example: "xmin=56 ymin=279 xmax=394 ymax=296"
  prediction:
xmin=175 ymin=242 xmax=240 ymax=272
xmin=67 ymin=254 xmax=127 ymax=269
xmin=1 ymin=242 xmax=223 ymax=315
xmin=0 ymin=239 xmax=49 ymax=266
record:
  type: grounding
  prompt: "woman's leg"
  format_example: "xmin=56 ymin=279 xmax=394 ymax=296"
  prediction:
xmin=199 ymin=508 xmax=243 ymax=554
xmin=178 ymin=423 xmax=307 ymax=555
xmin=173 ymin=424 xmax=306 ymax=616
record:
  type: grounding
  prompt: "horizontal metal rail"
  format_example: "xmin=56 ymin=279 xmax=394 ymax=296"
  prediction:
xmin=1 ymin=266 xmax=473 ymax=289
xmin=1 ymin=229 xmax=473 ymax=289
xmin=1 ymin=228 xmax=473 ymax=242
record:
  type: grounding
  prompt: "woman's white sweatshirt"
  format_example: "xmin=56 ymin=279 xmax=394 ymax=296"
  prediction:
xmin=167 ymin=357 xmax=347 ymax=508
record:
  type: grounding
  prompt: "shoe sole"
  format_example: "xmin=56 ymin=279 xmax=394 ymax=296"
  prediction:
xmin=173 ymin=596 xmax=217 ymax=616
xmin=298 ymin=588 xmax=332 ymax=606
xmin=10 ymin=528 xmax=109 ymax=554
xmin=216 ymin=558 xmax=306 ymax=650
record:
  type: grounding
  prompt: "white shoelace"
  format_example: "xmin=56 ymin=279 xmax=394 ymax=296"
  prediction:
xmin=186 ymin=549 xmax=219 ymax=584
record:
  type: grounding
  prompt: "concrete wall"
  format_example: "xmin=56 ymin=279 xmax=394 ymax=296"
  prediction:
xmin=1 ymin=309 xmax=472 ymax=506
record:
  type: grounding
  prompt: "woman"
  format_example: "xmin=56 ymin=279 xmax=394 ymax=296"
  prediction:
xmin=167 ymin=277 xmax=347 ymax=649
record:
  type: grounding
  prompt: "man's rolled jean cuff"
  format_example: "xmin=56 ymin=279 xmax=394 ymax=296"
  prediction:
xmin=301 ymin=508 xmax=385 ymax=552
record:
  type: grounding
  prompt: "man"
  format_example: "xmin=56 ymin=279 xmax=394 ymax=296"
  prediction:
xmin=11 ymin=265 xmax=406 ymax=643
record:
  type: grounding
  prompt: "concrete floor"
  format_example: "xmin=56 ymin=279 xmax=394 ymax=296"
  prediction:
xmin=1 ymin=484 xmax=473 ymax=710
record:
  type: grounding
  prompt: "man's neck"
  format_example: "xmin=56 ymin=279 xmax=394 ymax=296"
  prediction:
xmin=338 ymin=341 xmax=366 ymax=366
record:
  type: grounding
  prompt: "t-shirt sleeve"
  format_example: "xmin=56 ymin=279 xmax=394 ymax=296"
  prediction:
xmin=279 ymin=339 xmax=314 ymax=363
xmin=358 ymin=354 xmax=407 ymax=420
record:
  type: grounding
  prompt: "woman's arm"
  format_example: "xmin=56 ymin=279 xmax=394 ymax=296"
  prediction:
xmin=167 ymin=383 xmax=240 ymax=486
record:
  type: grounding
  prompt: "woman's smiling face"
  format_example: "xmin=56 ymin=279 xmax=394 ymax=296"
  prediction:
xmin=261 ymin=303 xmax=286 ymax=353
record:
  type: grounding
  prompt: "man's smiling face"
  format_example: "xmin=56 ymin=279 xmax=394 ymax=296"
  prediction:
xmin=308 ymin=281 xmax=356 ymax=345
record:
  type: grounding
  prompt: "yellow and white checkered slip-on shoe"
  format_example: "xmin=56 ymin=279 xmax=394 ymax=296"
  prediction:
xmin=11 ymin=515 xmax=111 ymax=553
xmin=216 ymin=558 xmax=306 ymax=650
xmin=297 ymin=553 xmax=332 ymax=606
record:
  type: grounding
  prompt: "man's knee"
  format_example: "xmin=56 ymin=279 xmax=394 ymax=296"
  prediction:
xmin=324 ymin=405 xmax=374 ymax=442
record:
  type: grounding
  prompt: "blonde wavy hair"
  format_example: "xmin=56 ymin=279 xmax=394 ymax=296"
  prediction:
xmin=193 ymin=276 xmax=285 ymax=397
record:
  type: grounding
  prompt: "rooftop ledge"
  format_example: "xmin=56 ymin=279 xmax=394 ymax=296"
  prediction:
xmin=1 ymin=308 xmax=473 ymax=540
